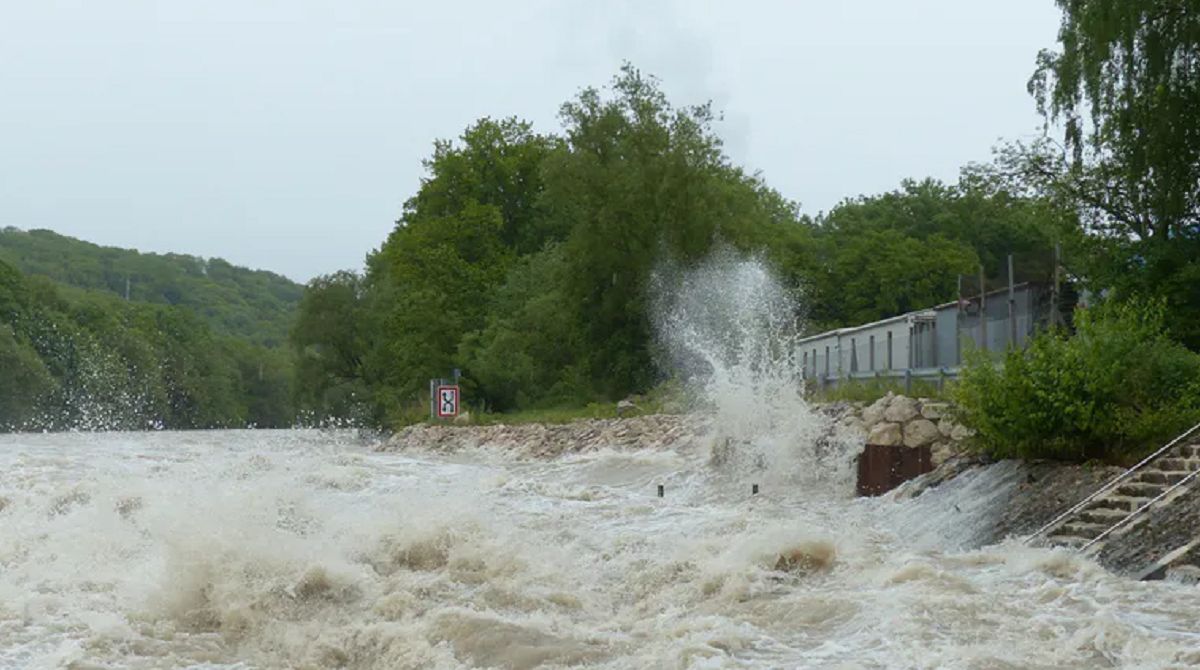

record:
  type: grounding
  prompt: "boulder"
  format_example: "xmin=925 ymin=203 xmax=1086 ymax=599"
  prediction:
xmin=616 ymin=399 xmax=638 ymax=417
xmin=867 ymin=422 xmax=903 ymax=447
xmin=903 ymin=419 xmax=941 ymax=448
xmin=861 ymin=395 xmax=890 ymax=427
xmin=883 ymin=395 xmax=920 ymax=423
xmin=839 ymin=416 xmax=867 ymax=435
xmin=938 ymin=418 xmax=955 ymax=437
xmin=950 ymin=423 xmax=976 ymax=442
xmin=920 ymin=402 xmax=949 ymax=421
xmin=931 ymin=442 xmax=956 ymax=467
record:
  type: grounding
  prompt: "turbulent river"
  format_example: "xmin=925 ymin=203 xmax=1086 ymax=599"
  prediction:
xmin=4 ymin=256 xmax=1200 ymax=668
xmin=2 ymin=428 xmax=1200 ymax=669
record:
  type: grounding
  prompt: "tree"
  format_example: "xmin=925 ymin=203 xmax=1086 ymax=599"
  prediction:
xmin=803 ymin=177 xmax=1067 ymax=330
xmin=545 ymin=64 xmax=793 ymax=397
xmin=291 ymin=271 xmax=370 ymax=422
xmin=1029 ymin=0 xmax=1200 ymax=347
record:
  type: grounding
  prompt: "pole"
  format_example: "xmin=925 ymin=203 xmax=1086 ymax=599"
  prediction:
xmin=1008 ymin=253 xmax=1016 ymax=348
xmin=956 ymin=275 xmax=963 ymax=366
xmin=1051 ymin=243 xmax=1062 ymax=328
xmin=979 ymin=265 xmax=987 ymax=353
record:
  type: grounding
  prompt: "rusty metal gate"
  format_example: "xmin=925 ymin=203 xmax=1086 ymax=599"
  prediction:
xmin=856 ymin=444 xmax=933 ymax=496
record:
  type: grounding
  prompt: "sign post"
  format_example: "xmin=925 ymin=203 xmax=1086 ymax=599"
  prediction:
xmin=435 ymin=384 xmax=460 ymax=419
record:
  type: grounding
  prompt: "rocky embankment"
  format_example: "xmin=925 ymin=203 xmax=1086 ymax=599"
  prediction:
xmin=825 ymin=392 xmax=976 ymax=466
xmin=379 ymin=414 xmax=709 ymax=457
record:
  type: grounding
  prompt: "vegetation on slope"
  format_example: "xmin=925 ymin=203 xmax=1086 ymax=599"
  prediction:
xmin=0 ymin=256 xmax=294 ymax=431
xmin=0 ymin=227 xmax=302 ymax=348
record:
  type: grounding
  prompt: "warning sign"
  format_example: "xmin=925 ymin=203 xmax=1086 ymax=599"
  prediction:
xmin=436 ymin=385 xmax=460 ymax=418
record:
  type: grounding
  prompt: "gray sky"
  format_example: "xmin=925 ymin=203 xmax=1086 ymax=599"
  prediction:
xmin=1 ymin=1 xmax=1061 ymax=282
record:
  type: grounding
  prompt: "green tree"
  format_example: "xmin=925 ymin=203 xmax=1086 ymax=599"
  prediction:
xmin=1029 ymin=0 xmax=1200 ymax=347
xmin=803 ymin=177 xmax=1068 ymax=330
xmin=544 ymin=64 xmax=794 ymax=397
xmin=291 ymin=271 xmax=370 ymax=422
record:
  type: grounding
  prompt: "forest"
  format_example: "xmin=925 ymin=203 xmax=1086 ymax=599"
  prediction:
xmin=0 ymin=233 xmax=297 ymax=431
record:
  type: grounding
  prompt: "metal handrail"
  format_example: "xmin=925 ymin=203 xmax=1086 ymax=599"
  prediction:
xmin=1080 ymin=466 xmax=1200 ymax=553
xmin=1025 ymin=421 xmax=1200 ymax=543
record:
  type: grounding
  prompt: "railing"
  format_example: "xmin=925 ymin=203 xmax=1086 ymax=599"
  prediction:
xmin=810 ymin=366 xmax=961 ymax=394
xmin=1025 ymin=421 xmax=1200 ymax=544
xmin=1080 ymin=466 xmax=1200 ymax=553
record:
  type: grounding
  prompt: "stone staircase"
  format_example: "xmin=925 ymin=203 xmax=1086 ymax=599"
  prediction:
xmin=1028 ymin=424 xmax=1200 ymax=556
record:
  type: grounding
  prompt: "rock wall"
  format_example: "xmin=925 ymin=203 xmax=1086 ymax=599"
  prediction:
xmin=827 ymin=392 xmax=975 ymax=467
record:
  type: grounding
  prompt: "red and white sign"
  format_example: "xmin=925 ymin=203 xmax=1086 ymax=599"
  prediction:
xmin=436 ymin=385 xmax=460 ymax=418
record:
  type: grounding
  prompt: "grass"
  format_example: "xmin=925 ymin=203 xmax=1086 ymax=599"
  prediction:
xmin=808 ymin=377 xmax=952 ymax=405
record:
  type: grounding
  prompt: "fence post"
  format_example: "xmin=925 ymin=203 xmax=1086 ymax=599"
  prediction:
xmin=904 ymin=369 xmax=912 ymax=395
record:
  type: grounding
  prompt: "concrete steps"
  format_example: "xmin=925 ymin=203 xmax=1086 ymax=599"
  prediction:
xmin=1037 ymin=431 xmax=1200 ymax=555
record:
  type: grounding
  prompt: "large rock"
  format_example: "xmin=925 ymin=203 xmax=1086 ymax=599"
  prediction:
xmin=950 ymin=423 xmax=976 ymax=442
xmin=839 ymin=415 xmax=867 ymax=435
xmin=861 ymin=394 xmax=892 ymax=427
xmin=867 ymin=422 xmax=903 ymax=447
xmin=921 ymin=402 xmax=949 ymax=421
xmin=616 ymin=399 xmax=639 ymax=417
xmin=931 ymin=441 xmax=955 ymax=467
xmin=883 ymin=395 xmax=920 ymax=423
xmin=903 ymin=419 xmax=941 ymax=448
xmin=938 ymin=418 xmax=955 ymax=437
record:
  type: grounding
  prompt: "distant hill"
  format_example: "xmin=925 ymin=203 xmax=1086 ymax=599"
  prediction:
xmin=0 ymin=227 xmax=302 ymax=347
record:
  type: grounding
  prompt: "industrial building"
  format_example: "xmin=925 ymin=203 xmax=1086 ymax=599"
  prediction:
xmin=798 ymin=281 xmax=1065 ymax=388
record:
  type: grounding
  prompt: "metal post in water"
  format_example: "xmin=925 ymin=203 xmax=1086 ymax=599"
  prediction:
xmin=752 ymin=484 xmax=759 ymax=495
xmin=657 ymin=484 xmax=664 ymax=498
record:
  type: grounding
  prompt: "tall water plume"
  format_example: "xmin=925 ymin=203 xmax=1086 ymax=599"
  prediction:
xmin=651 ymin=249 xmax=861 ymax=492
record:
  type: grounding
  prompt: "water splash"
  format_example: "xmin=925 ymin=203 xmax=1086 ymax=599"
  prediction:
xmin=651 ymin=249 xmax=861 ymax=493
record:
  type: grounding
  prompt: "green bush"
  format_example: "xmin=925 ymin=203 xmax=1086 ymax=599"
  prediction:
xmin=954 ymin=299 xmax=1200 ymax=462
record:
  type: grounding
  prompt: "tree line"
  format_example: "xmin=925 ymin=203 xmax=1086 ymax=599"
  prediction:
xmin=297 ymin=0 xmax=1200 ymax=436
xmin=291 ymin=65 xmax=1073 ymax=427
xmin=0 ymin=257 xmax=293 ymax=431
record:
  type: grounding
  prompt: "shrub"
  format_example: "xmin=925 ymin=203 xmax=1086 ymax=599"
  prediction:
xmin=954 ymin=299 xmax=1200 ymax=462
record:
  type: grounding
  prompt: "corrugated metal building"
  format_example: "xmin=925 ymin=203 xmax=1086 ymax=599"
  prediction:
xmin=798 ymin=282 xmax=1058 ymax=385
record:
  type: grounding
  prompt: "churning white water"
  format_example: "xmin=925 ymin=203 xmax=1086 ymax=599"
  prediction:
xmin=3 ymin=257 xmax=1200 ymax=668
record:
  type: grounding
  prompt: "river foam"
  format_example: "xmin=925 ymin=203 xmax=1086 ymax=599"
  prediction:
xmin=2 ymin=428 xmax=1200 ymax=669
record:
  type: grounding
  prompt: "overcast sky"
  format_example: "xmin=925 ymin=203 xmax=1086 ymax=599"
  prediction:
xmin=1 ymin=1 xmax=1062 ymax=282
